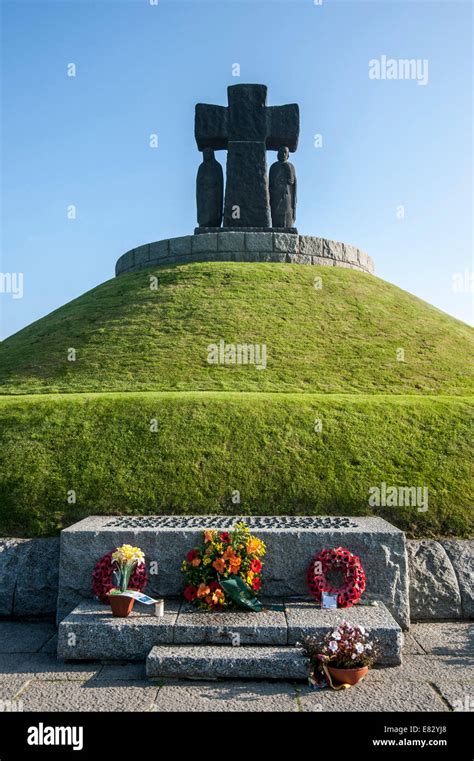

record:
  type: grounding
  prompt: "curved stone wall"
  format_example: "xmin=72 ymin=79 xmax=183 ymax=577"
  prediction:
xmin=115 ymin=233 xmax=374 ymax=276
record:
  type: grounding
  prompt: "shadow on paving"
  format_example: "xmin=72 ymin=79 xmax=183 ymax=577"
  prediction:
xmin=410 ymin=621 xmax=474 ymax=657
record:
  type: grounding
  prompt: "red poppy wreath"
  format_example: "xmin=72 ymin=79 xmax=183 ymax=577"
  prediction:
xmin=307 ymin=546 xmax=366 ymax=608
xmin=92 ymin=550 xmax=148 ymax=604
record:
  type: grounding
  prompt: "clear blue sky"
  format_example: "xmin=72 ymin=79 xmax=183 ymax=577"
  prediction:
xmin=1 ymin=0 xmax=472 ymax=339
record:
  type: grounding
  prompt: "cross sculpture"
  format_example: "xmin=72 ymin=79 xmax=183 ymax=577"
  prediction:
xmin=195 ymin=84 xmax=299 ymax=229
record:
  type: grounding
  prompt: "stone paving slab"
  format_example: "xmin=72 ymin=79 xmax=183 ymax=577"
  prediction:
xmin=285 ymin=601 xmax=403 ymax=664
xmin=0 ymin=653 xmax=100 ymax=680
xmin=297 ymin=680 xmax=448 ymax=712
xmin=151 ymin=680 xmax=298 ymax=712
xmin=147 ymin=645 xmax=308 ymax=680
xmin=57 ymin=600 xmax=180 ymax=660
xmin=0 ymin=676 xmax=31 ymax=702
xmin=368 ymin=655 xmax=474 ymax=683
xmin=410 ymin=622 xmax=474 ymax=655
xmin=174 ymin=601 xmax=287 ymax=645
xmin=0 ymin=622 xmax=56 ymax=653
xmin=432 ymin=681 xmax=474 ymax=711
xmin=0 ymin=621 xmax=470 ymax=712
xmin=403 ymin=633 xmax=426 ymax=655
xmin=39 ymin=632 xmax=58 ymax=653
xmin=17 ymin=679 xmax=159 ymax=712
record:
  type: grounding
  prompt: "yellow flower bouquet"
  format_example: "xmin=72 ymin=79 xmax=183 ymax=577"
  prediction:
xmin=110 ymin=544 xmax=145 ymax=594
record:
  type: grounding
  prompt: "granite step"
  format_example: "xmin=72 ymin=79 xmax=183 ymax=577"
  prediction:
xmin=58 ymin=599 xmax=180 ymax=662
xmin=57 ymin=598 xmax=403 ymax=665
xmin=146 ymin=645 xmax=308 ymax=680
xmin=173 ymin=600 xmax=287 ymax=645
xmin=285 ymin=601 xmax=403 ymax=664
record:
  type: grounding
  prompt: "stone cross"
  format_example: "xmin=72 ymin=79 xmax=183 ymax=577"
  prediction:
xmin=195 ymin=84 xmax=299 ymax=229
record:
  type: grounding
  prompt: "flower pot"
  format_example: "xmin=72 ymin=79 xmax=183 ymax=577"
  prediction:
xmin=327 ymin=665 xmax=368 ymax=686
xmin=108 ymin=593 xmax=135 ymax=618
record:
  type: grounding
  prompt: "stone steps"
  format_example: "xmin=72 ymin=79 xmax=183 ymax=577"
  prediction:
xmin=57 ymin=598 xmax=403 ymax=668
xmin=146 ymin=645 xmax=308 ymax=680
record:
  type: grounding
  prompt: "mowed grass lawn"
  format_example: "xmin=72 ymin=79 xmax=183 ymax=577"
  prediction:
xmin=0 ymin=391 xmax=471 ymax=538
xmin=1 ymin=263 xmax=472 ymax=395
xmin=1 ymin=263 xmax=472 ymax=539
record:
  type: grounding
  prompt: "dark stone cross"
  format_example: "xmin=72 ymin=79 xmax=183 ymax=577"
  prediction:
xmin=195 ymin=84 xmax=299 ymax=229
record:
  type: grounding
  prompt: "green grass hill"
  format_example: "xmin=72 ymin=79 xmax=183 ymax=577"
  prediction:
xmin=1 ymin=263 xmax=472 ymax=395
xmin=0 ymin=262 xmax=472 ymax=538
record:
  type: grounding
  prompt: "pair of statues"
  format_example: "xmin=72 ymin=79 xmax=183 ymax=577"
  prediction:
xmin=196 ymin=146 xmax=297 ymax=229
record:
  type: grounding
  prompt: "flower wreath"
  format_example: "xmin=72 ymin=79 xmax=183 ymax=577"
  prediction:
xmin=92 ymin=550 xmax=148 ymax=604
xmin=306 ymin=546 xmax=366 ymax=608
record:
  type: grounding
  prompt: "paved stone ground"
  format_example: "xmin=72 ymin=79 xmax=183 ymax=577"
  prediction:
xmin=0 ymin=621 xmax=472 ymax=712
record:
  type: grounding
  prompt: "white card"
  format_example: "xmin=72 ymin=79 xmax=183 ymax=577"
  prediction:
xmin=110 ymin=591 xmax=160 ymax=605
xmin=321 ymin=593 xmax=338 ymax=609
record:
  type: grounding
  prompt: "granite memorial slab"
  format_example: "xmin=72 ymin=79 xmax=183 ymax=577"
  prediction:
xmin=56 ymin=515 xmax=409 ymax=628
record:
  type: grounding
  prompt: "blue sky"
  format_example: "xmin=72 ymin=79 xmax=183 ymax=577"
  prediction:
xmin=1 ymin=0 xmax=472 ymax=339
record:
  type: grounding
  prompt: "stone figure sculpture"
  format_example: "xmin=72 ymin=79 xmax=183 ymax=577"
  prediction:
xmin=196 ymin=148 xmax=224 ymax=228
xmin=195 ymin=84 xmax=299 ymax=228
xmin=269 ymin=146 xmax=297 ymax=228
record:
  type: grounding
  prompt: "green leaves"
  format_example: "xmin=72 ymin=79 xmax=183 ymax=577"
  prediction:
xmin=219 ymin=576 xmax=263 ymax=612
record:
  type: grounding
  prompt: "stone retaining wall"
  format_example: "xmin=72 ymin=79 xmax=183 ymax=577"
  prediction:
xmin=115 ymin=233 xmax=375 ymax=276
xmin=1 ymin=537 xmax=471 ymax=621
xmin=0 ymin=538 xmax=59 ymax=618
xmin=407 ymin=540 xmax=473 ymax=620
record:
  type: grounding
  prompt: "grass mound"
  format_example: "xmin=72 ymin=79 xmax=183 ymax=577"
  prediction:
xmin=1 ymin=262 xmax=472 ymax=539
xmin=1 ymin=263 xmax=472 ymax=395
xmin=0 ymin=391 xmax=471 ymax=538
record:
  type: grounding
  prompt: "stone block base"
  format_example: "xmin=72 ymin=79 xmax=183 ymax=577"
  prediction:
xmin=57 ymin=600 xmax=180 ymax=661
xmin=57 ymin=598 xmax=402 ymax=668
xmin=146 ymin=645 xmax=308 ymax=680
xmin=115 ymin=233 xmax=374 ymax=276
xmin=194 ymin=227 xmax=298 ymax=234
xmin=56 ymin=516 xmax=409 ymax=628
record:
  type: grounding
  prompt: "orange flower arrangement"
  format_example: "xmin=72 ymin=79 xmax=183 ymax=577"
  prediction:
xmin=212 ymin=558 xmax=226 ymax=574
xmin=181 ymin=522 xmax=266 ymax=610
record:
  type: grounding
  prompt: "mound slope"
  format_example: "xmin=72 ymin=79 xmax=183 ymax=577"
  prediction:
xmin=1 ymin=263 xmax=472 ymax=539
xmin=1 ymin=263 xmax=472 ymax=395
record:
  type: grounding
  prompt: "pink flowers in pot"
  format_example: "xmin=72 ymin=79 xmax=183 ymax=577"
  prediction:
xmin=299 ymin=620 xmax=380 ymax=688
xmin=319 ymin=621 xmax=377 ymax=667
